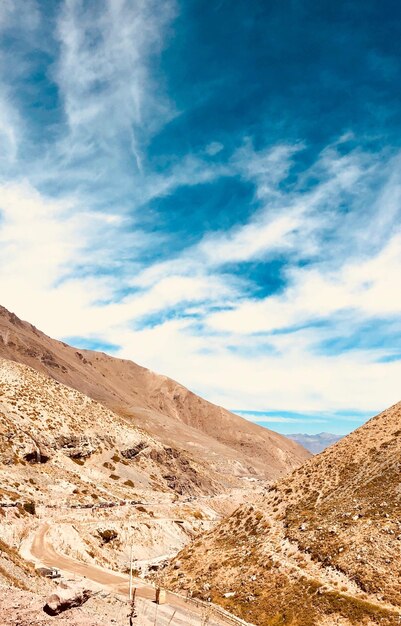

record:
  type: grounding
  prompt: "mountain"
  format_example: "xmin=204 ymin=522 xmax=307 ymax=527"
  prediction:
xmin=0 ymin=357 xmax=228 ymax=572
xmin=0 ymin=304 xmax=309 ymax=482
xmin=287 ymin=432 xmax=343 ymax=454
xmin=0 ymin=356 xmax=224 ymax=502
xmin=0 ymin=305 xmax=307 ymax=625
xmin=165 ymin=401 xmax=401 ymax=625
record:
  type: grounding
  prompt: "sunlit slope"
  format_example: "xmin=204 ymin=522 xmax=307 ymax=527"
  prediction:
xmin=0 ymin=304 xmax=309 ymax=481
xmin=165 ymin=402 xmax=401 ymax=625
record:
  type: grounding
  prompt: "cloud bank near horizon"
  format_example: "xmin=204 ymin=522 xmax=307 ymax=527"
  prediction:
xmin=1 ymin=1 xmax=401 ymax=434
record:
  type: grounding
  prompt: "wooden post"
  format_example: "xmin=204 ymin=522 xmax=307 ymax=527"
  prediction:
xmin=156 ymin=587 xmax=167 ymax=605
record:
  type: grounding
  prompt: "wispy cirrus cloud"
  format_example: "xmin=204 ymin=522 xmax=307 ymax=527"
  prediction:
xmin=1 ymin=0 xmax=401 ymax=436
xmin=55 ymin=0 xmax=176 ymax=172
xmin=0 ymin=94 xmax=20 ymax=165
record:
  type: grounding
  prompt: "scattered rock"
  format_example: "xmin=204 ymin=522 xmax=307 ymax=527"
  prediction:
xmin=43 ymin=587 xmax=93 ymax=615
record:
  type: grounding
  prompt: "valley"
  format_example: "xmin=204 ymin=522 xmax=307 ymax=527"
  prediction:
xmin=0 ymin=305 xmax=399 ymax=626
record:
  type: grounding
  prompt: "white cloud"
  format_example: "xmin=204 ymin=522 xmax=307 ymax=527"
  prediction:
xmin=0 ymin=0 xmax=40 ymax=32
xmin=0 ymin=94 xmax=19 ymax=163
xmin=199 ymin=211 xmax=302 ymax=265
xmin=0 ymin=181 xmax=79 ymax=285
xmin=0 ymin=0 xmax=40 ymax=166
xmin=233 ymin=414 xmax=305 ymax=424
xmin=0 ymin=181 xmax=237 ymax=340
xmin=0 ymin=0 xmax=400 ymax=441
xmin=131 ymin=140 xmax=382 ymax=291
xmin=207 ymin=230 xmax=401 ymax=335
xmin=55 ymin=0 xmax=176 ymax=170
xmin=205 ymin=141 xmax=224 ymax=156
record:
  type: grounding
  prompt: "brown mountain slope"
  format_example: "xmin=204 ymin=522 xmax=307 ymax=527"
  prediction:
xmin=0 ymin=356 xmax=225 ymax=502
xmin=0 ymin=356 xmax=211 ymax=626
xmin=165 ymin=402 xmax=401 ymax=626
xmin=0 ymin=304 xmax=309 ymax=481
xmin=0 ymin=357 xmax=233 ymax=574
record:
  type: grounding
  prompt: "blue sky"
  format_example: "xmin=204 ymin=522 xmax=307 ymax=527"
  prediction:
xmin=1 ymin=1 xmax=401 ymax=435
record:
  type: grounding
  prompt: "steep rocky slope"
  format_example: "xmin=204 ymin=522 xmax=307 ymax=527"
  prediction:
xmin=0 ymin=357 xmax=242 ymax=569
xmin=0 ymin=357 xmax=228 ymax=501
xmin=0 ymin=357 xmax=264 ymax=625
xmin=165 ymin=402 xmax=401 ymax=625
xmin=0 ymin=304 xmax=309 ymax=481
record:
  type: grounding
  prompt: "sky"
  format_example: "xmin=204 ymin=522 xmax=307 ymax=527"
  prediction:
xmin=0 ymin=0 xmax=401 ymax=435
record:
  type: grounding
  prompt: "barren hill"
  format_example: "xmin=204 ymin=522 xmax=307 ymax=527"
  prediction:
xmin=0 ymin=357 xmax=236 ymax=572
xmin=0 ymin=356 xmax=226 ymax=502
xmin=165 ymin=402 xmax=401 ymax=625
xmin=0 ymin=304 xmax=309 ymax=481
xmin=0 ymin=357 xmax=263 ymax=625
xmin=0 ymin=359 xmax=247 ymax=600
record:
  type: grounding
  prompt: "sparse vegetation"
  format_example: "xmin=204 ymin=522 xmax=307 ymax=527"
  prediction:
xmin=164 ymin=403 xmax=401 ymax=626
xmin=22 ymin=500 xmax=36 ymax=515
xmin=97 ymin=529 xmax=118 ymax=544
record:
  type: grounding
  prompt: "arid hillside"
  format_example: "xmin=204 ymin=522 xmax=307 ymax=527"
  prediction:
xmin=165 ymin=402 xmax=401 ymax=626
xmin=0 ymin=357 xmax=263 ymax=625
xmin=0 ymin=356 xmax=228 ymax=503
xmin=0 ymin=357 xmax=224 ymax=569
xmin=0 ymin=304 xmax=309 ymax=481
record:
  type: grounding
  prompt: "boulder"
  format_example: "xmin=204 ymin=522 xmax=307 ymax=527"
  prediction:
xmin=43 ymin=587 xmax=92 ymax=615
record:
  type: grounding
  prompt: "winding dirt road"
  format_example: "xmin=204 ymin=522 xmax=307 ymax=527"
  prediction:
xmin=30 ymin=523 xmax=234 ymax=626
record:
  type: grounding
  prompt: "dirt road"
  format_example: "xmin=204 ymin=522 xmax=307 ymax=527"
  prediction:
xmin=30 ymin=523 xmax=235 ymax=626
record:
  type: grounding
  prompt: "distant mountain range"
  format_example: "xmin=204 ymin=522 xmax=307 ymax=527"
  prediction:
xmin=287 ymin=432 xmax=344 ymax=453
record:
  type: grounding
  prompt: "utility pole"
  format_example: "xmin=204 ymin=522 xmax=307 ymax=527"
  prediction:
xmin=129 ymin=544 xmax=134 ymax=602
xmin=128 ymin=545 xmax=137 ymax=624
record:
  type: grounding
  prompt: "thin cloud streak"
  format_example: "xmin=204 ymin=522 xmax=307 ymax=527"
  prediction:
xmin=55 ymin=0 xmax=176 ymax=172
xmin=0 ymin=2 xmax=400 ymax=434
